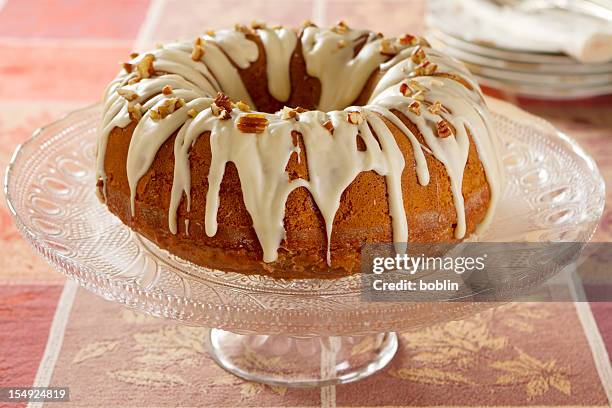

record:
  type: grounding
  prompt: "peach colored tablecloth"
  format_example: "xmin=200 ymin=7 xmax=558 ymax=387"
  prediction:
xmin=0 ymin=1 xmax=610 ymax=407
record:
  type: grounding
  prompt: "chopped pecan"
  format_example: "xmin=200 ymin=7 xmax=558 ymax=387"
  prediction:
xmin=411 ymin=47 xmax=426 ymax=64
xmin=407 ymin=100 xmax=421 ymax=115
xmin=436 ymin=119 xmax=453 ymax=138
xmin=117 ymin=88 xmax=138 ymax=101
xmin=137 ymin=54 xmax=155 ymax=79
xmin=399 ymin=34 xmax=419 ymax=46
xmin=380 ymin=38 xmax=398 ymax=56
xmin=130 ymin=52 xmax=139 ymax=59
xmin=192 ymin=44 xmax=204 ymax=61
xmin=234 ymin=24 xmax=253 ymax=34
xmin=279 ymin=106 xmax=299 ymax=120
xmin=128 ymin=102 xmax=142 ymax=121
xmin=414 ymin=60 xmax=437 ymax=76
xmin=301 ymin=20 xmax=317 ymax=29
xmin=187 ymin=108 xmax=198 ymax=118
xmin=122 ymin=62 xmax=133 ymax=73
xmin=210 ymin=103 xmax=221 ymax=116
xmin=409 ymin=79 xmax=428 ymax=92
xmin=237 ymin=113 xmax=269 ymax=134
xmin=162 ymin=85 xmax=173 ymax=95
xmin=235 ymin=101 xmax=251 ymax=112
xmin=347 ymin=111 xmax=363 ymax=125
xmin=250 ymin=21 xmax=266 ymax=30
xmin=428 ymin=101 xmax=443 ymax=115
xmin=151 ymin=97 xmax=185 ymax=120
xmin=322 ymin=119 xmax=334 ymax=134
xmin=214 ymin=92 xmax=232 ymax=118
xmin=332 ymin=21 xmax=348 ymax=34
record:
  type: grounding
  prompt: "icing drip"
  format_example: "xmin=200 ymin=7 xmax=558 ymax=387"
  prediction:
xmin=300 ymin=28 xmax=389 ymax=111
xmin=256 ymin=27 xmax=298 ymax=102
xmin=208 ymin=30 xmax=259 ymax=69
xmin=97 ymin=23 xmax=505 ymax=267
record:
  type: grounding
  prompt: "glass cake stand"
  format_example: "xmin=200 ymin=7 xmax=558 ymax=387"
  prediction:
xmin=3 ymin=98 xmax=605 ymax=387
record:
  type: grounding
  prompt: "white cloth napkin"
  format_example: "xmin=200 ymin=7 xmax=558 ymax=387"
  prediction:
xmin=427 ymin=0 xmax=612 ymax=63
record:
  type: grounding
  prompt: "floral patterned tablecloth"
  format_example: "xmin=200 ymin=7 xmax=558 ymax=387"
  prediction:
xmin=0 ymin=1 xmax=611 ymax=407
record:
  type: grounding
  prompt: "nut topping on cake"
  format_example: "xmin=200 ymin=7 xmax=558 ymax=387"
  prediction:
xmin=235 ymin=101 xmax=251 ymax=112
xmin=162 ymin=85 xmax=173 ymax=95
xmin=122 ymin=62 xmax=133 ymax=73
xmin=250 ymin=21 xmax=266 ymax=30
xmin=191 ymin=38 xmax=205 ymax=61
xmin=127 ymin=102 xmax=142 ymax=121
xmin=187 ymin=108 xmax=198 ymax=118
xmin=380 ymin=38 xmax=398 ymax=56
xmin=399 ymin=34 xmax=419 ymax=46
xmin=407 ymin=100 xmax=421 ymax=115
xmin=436 ymin=119 xmax=453 ymax=138
xmin=237 ymin=114 xmax=269 ymax=133
xmin=150 ymin=98 xmax=185 ymax=121
xmin=347 ymin=111 xmax=363 ymax=125
xmin=322 ymin=119 xmax=334 ymax=134
xmin=213 ymin=92 xmax=232 ymax=120
xmin=117 ymin=88 xmax=138 ymax=101
xmin=301 ymin=20 xmax=317 ymax=29
xmin=331 ymin=21 xmax=348 ymax=34
xmin=414 ymin=60 xmax=437 ymax=76
xmin=137 ymin=54 xmax=155 ymax=79
xmin=234 ymin=24 xmax=253 ymax=34
xmin=428 ymin=101 xmax=443 ymax=115
xmin=279 ymin=106 xmax=299 ymax=120
xmin=411 ymin=47 xmax=426 ymax=64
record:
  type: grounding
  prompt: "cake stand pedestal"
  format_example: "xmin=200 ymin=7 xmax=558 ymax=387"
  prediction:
xmin=4 ymin=99 xmax=605 ymax=387
xmin=206 ymin=330 xmax=397 ymax=387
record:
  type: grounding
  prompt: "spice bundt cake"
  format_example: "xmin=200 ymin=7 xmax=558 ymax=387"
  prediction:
xmin=96 ymin=22 xmax=505 ymax=279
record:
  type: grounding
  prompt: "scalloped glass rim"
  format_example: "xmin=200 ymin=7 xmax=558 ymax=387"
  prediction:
xmin=3 ymin=98 xmax=605 ymax=335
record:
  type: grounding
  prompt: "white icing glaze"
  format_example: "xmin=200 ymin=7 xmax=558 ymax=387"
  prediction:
xmin=256 ymin=27 xmax=298 ymax=102
xmin=96 ymin=23 xmax=505 ymax=267
xmin=300 ymin=27 xmax=388 ymax=111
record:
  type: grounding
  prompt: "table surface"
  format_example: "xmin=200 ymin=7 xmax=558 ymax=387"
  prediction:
xmin=0 ymin=1 xmax=611 ymax=407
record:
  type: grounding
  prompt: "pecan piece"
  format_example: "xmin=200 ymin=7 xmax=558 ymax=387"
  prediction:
xmin=347 ymin=111 xmax=363 ymax=125
xmin=436 ymin=119 xmax=453 ymax=138
xmin=136 ymin=53 xmax=155 ymax=79
xmin=428 ymin=101 xmax=443 ymax=115
xmin=322 ymin=119 xmax=334 ymax=134
xmin=235 ymin=101 xmax=251 ymax=112
xmin=237 ymin=114 xmax=269 ymax=134
xmin=279 ymin=106 xmax=298 ymax=120
xmin=162 ymin=85 xmax=173 ymax=95
xmin=380 ymin=38 xmax=398 ymax=56
xmin=411 ymin=47 xmax=426 ymax=64
xmin=214 ymin=92 xmax=232 ymax=113
xmin=407 ymin=100 xmax=421 ymax=116
xmin=399 ymin=34 xmax=419 ymax=46
xmin=414 ymin=60 xmax=438 ymax=76
xmin=117 ymin=88 xmax=138 ymax=101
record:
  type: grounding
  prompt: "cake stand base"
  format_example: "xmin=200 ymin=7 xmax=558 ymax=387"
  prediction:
xmin=205 ymin=329 xmax=398 ymax=387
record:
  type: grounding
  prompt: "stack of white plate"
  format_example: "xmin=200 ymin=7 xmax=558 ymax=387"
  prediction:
xmin=425 ymin=2 xmax=612 ymax=99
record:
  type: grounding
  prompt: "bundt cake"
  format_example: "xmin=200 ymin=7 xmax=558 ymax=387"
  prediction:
xmin=96 ymin=21 xmax=505 ymax=279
